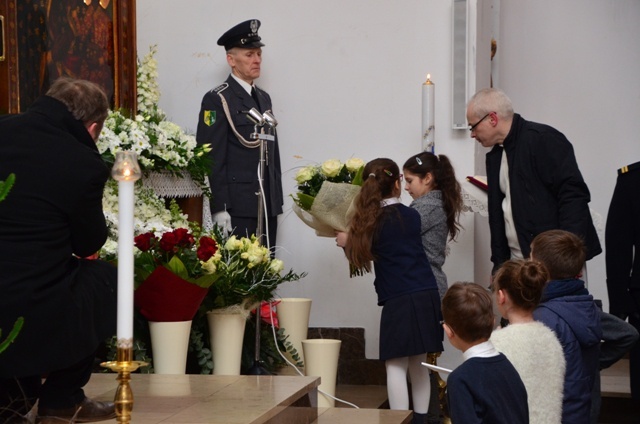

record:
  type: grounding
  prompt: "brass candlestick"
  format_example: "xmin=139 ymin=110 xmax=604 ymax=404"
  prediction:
xmin=101 ymin=342 xmax=148 ymax=423
xmin=426 ymin=352 xmax=451 ymax=424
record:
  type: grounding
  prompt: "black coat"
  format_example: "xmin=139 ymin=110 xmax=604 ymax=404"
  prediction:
xmin=486 ymin=114 xmax=601 ymax=270
xmin=605 ymin=162 xmax=640 ymax=318
xmin=196 ymin=75 xmax=283 ymax=218
xmin=0 ymin=96 xmax=117 ymax=377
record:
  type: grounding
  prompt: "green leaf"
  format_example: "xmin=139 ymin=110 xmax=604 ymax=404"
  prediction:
xmin=0 ymin=173 xmax=16 ymax=203
xmin=352 ymin=166 xmax=364 ymax=186
xmin=166 ymin=256 xmax=189 ymax=280
xmin=194 ymin=273 xmax=219 ymax=289
xmin=0 ymin=316 xmax=24 ymax=354
xmin=295 ymin=193 xmax=315 ymax=211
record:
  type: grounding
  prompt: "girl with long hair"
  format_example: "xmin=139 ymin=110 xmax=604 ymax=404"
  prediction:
xmin=336 ymin=158 xmax=443 ymax=424
xmin=402 ymin=152 xmax=462 ymax=300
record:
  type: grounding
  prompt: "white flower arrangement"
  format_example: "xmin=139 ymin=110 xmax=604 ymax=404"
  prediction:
xmin=98 ymin=44 xmax=206 ymax=261
xmin=96 ymin=45 xmax=211 ymax=181
xmin=100 ymin=180 xmax=190 ymax=261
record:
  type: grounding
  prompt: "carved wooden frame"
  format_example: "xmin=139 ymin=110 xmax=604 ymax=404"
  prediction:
xmin=0 ymin=0 xmax=136 ymax=114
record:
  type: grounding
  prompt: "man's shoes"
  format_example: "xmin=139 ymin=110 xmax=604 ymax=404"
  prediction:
xmin=37 ymin=397 xmax=116 ymax=423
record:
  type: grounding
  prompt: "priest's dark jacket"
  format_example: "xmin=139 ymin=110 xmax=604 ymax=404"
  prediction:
xmin=0 ymin=96 xmax=117 ymax=377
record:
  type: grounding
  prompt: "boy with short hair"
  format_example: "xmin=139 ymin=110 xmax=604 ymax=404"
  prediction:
xmin=531 ymin=229 xmax=602 ymax=424
xmin=442 ymin=282 xmax=528 ymax=423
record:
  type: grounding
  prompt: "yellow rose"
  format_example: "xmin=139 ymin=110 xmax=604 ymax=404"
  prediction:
xmin=321 ymin=159 xmax=342 ymax=177
xmin=201 ymin=257 xmax=217 ymax=274
xmin=295 ymin=166 xmax=316 ymax=184
xmin=345 ymin=158 xmax=365 ymax=172
xmin=224 ymin=236 xmax=242 ymax=251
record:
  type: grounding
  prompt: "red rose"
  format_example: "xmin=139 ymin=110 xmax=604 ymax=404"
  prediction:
xmin=197 ymin=236 xmax=218 ymax=261
xmin=159 ymin=231 xmax=179 ymax=252
xmin=134 ymin=232 xmax=156 ymax=252
xmin=174 ymin=228 xmax=195 ymax=247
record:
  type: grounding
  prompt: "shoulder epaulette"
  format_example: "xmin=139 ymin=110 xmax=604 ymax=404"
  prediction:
xmin=618 ymin=161 xmax=640 ymax=175
xmin=210 ymin=83 xmax=229 ymax=94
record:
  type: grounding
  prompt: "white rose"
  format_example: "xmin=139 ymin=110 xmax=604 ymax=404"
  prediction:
xmin=268 ymin=258 xmax=284 ymax=274
xmin=321 ymin=159 xmax=342 ymax=178
xmin=345 ymin=158 xmax=365 ymax=173
xmin=295 ymin=166 xmax=316 ymax=184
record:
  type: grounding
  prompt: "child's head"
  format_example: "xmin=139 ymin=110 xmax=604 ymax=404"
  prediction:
xmin=441 ymin=282 xmax=494 ymax=346
xmin=492 ymin=259 xmax=549 ymax=312
xmin=402 ymin=152 xmax=439 ymax=198
xmin=530 ymin=229 xmax=586 ymax=280
xmin=402 ymin=152 xmax=463 ymax=240
xmin=362 ymin=158 xmax=401 ymax=200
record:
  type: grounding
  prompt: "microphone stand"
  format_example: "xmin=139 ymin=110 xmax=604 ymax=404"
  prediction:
xmin=246 ymin=122 xmax=275 ymax=376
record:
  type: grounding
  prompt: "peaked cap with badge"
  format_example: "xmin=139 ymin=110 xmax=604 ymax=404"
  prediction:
xmin=217 ymin=19 xmax=265 ymax=51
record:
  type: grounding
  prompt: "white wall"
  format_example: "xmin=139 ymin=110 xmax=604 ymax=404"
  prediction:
xmin=136 ymin=0 xmax=640 ymax=363
xmin=495 ymin=0 xmax=640 ymax=308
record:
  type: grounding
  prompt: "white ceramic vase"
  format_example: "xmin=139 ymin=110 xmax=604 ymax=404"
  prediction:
xmin=276 ymin=298 xmax=312 ymax=365
xmin=148 ymin=320 xmax=192 ymax=375
xmin=207 ymin=311 xmax=247 ymax=375
xmin=302 ymin=339 xmax=342 ymax=407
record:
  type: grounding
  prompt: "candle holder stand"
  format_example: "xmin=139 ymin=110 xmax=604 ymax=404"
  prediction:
xmin=426 ymin=352 xmax=451 ymax=424
xmin=101 ymin=344 xmax=148 ymax=423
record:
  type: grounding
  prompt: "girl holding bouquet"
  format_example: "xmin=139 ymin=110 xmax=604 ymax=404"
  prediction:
xmin=402 ymin=152 xmax=463 ymax=300
xmin=336 ymin=158 xmax=443 ymax=424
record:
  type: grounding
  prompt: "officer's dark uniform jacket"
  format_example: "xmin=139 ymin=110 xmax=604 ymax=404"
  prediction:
xmin=196 ymin=75 xmax=283 ymax=219
xmin=486 ymin=113 xmax=602 ymax=269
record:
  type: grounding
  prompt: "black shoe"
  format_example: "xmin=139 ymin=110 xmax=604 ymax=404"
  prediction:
xmin=37 ymin=397 xmax=115 ymax=423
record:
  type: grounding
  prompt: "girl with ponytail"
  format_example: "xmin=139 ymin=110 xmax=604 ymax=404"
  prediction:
xmin=336 ymin=158 xmax=443 ymax=423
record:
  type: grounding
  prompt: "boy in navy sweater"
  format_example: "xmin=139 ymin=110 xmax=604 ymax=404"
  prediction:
xmin=442 ymin=282 xmax=528 ymax=423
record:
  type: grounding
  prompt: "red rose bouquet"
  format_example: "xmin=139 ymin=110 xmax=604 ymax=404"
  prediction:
xmin=133 ymin=228 xmax=221 ymax=322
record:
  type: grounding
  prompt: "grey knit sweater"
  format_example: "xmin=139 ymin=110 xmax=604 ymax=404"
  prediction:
xmin=410 ymin=190 xmax=449 ymax=299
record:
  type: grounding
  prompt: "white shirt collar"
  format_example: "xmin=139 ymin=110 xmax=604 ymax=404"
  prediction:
xmin=230 ymin=73 xmax=254 ymax=96
xmin=381 ymin=197 xmax=401 ymax=207
xmin=462 ymin=340 xmax=500 ymax=361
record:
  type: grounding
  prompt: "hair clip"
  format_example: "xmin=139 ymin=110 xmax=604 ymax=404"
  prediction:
xmin=383 ymin=169 xmax=393 ymax=177
xmin=416 ymin=157 xmax=423 ymax=165
xmin=368 ymin=173 xmax=376 ymax=178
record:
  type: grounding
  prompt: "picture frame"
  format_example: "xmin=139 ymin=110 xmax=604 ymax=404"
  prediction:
xmin=0 ymin=0 xmax=136 ymax=115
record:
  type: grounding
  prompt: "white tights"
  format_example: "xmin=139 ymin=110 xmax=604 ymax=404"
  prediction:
xmin=385 ymin=354 xmax=430 ymax=413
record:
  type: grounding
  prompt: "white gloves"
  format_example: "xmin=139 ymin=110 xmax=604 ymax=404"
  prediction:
xmin=213 ymin=211 xmax=233 ymax=235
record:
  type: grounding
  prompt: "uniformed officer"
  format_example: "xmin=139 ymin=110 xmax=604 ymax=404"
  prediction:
xmin=196 ymin=19 xmax=283 ymax=248
xmin=605 ymin=160 xmax=640 ymax=399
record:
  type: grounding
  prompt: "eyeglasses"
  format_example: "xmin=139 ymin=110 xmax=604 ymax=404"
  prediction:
xmin=468 ymin=112 xmax=492 ymax=132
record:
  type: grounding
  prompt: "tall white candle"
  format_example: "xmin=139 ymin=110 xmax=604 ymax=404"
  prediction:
xmin=112 ymin=151 xmax=142 ymax=347
xmin=422 ymin=74 xmax=435 ymax=152
xmin=117 ymin=180 xmax=135 ymax=342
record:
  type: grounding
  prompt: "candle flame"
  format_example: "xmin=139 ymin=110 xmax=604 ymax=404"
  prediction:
xmin=425 ymin=73 xmax=433 ymax=85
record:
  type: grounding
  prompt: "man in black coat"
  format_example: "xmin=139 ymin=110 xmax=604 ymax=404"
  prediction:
xmin=466 ymin=88 xmax=601 ymax=271
xmin=196 ymin=19 xmax=283 ymax=249
xmin=606 ymin=161 xmax=640 ymax=398
xmin=0 ymin=78 xmax=117 ymax=423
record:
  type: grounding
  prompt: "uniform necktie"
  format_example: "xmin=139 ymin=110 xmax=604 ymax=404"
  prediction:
xmin=251 ymin=86 xmax=260 ymax=110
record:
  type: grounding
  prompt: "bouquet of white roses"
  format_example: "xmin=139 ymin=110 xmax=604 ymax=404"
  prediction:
xmin=292 ymin=158 xmax=364 ymax=237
